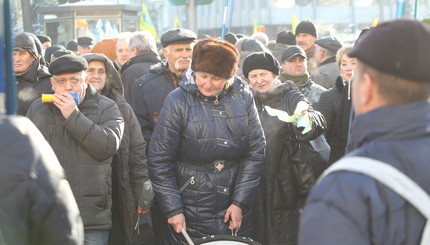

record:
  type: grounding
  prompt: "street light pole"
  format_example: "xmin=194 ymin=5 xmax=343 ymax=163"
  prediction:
xmin=187 ymin=0 xmax=196 ymax=32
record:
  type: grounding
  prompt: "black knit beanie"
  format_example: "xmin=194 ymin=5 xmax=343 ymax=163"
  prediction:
xmin=296 ymin=20 xmax=317 ymax=37
xmin=242 ymin=51 xmax=280 ymax=79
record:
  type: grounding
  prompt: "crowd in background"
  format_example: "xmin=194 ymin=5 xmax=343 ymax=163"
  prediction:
xmin=3 ymin=16 xmax=430 ymax=245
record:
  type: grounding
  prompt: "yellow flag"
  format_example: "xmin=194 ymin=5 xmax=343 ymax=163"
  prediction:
xmin=292 ymin=14 xmax=299 ymax=34
xmin=371 ymin=15 xmax=379 ymax=27
xmin=139 ymin=2 xmax=158 ymax=40
xmin=174 ymin=15 xmax=180 ymax=28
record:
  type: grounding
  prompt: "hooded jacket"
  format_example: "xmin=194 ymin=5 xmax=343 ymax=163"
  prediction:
xmin=0 ymin=115 xmax=83 ymax=245
xmin=299 ymin=101 xmax=430 ymax=245
xmin=26 ymin=84 xmax=124 ymax=231
xmin=83 ymin=53 xmax=149 ymax=243
xmin=16 ymin=59 xmax=52 ymax=115
xmin=252 ymin=81 xmax=326 ymax=245
xmin=147 ymin=70 xmax=265 ymax=244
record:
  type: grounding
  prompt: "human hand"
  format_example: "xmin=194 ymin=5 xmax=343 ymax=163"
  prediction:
xmin=168 ymin=213 xmax=186 ymax=233
xmin=51 ymin=92 xmax=77 ymax=119
xmin=137 ymin=206 xmax=151 ymax=216
xmin=224 ymin=204 xmax=242 ymax=232
xmin=294 ymin=101 xmax=309 ymax=116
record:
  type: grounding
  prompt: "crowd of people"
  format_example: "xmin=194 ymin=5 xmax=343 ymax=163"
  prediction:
xmin=2 ymin=17 xmax=430 ymax=245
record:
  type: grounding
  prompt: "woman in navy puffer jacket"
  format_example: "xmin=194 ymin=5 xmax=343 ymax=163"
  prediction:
xmin=147 ymin=38 xmax=266 ymax=244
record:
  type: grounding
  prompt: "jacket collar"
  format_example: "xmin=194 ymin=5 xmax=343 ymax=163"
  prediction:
xmin=348 ymin=101 xmax=430 ymax=151
xmin=318 ymin=56 xmax=336 ymax=67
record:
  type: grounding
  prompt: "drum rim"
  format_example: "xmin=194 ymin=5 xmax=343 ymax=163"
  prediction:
xmin=193 ymin=235 xmax=261 ymax=245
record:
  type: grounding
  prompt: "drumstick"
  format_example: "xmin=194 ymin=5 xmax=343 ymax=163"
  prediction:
xmin=181 ymin=227 xmax=195 ymax=245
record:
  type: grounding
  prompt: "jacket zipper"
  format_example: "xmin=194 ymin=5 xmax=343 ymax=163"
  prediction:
xmin=179 ymin=176 xmax=195 ymax=193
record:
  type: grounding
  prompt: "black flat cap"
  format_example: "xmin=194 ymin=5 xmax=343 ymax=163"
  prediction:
xmin=66 ymin=40 xmax=78 ymax=52
xmin=349 ymin=19 xmax=430 ymax=83
xmin=281 ymin=45 xmax=307 ymax=62
xmin=49 ymin=54 xmax=88 ymax=75
xmin=243 ymin=51 xmax=280 ymax=79
xmin=160 ymin=28 xmax=197 ymax=48
xmin=14 ymin=32 xmax=38 ymax=58
xmin=276 ymin=30 xmax=296 ymax=45
xmin=77 ymin=37 xmax=94 ymax=47
xmin=37 ymin=34 xmax=51 ymax=44
xmin=315 ymin=36 xmax=342 ymax=52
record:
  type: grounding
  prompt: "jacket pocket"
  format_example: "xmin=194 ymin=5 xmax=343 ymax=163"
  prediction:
xmin=179 ymin=176 xmax=195 ymax=193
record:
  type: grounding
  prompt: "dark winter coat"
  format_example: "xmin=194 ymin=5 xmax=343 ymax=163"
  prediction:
xmin=26 ymin=84 xmax=124 ymax=231
xmin=0 ymin=115 xmax=83 ymax=245
xmin=299 ymin=101 xmax=430 ymax=245
xmin=323 ymin=77 xmax=352 ymax=163
xmin=316 ymin=76 xmax=352 ymax=164
xmin=147 ymin=71 xmax=265 ymax=244
xmin=279 ymin=72 xmax=326 ymax=107
xmin=311 ymin=56 xmax=339 ymax=89
xmin=252 ymin=81 xmax=326 ymax=245
xmin=131 ymin=60 xmax=181 ymax=145
xmin=16 ymin=59 xmax=52 ymax=115
xmin=83 ymin=54 xmax=149 ymax=243
xmin=120 ymin=51 xmax=161 ymax=103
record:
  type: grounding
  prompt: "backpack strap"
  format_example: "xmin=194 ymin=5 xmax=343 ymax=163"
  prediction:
xmin=318 ymin=156 xmax=430 ymax=245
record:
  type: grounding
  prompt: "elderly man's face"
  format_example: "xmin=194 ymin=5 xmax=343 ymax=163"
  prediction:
xmin=12 ymin=50 xmax=35 ymax=74
xmin=86 ymin=61 xmax=107 ymax=92
xmin=116 ymin=39 xmax=130 ymax=66
xmin=282 ymin=56 xmax=307 ymax=77
xmin=163 ymin=42 xmax=194 ymax=74
xmin=78 ymin=46 xmax=92 ymax=55
xmin=296 ymin=33 xmax=317 ymax=51
xmin=50 ymin=71 xmax=87 ymax=103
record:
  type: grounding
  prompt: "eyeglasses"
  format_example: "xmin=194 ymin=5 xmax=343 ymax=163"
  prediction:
xmin=52 ymin=76 xmax=83 ymax=86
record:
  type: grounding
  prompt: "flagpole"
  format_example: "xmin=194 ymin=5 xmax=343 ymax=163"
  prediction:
xmin=414 ymin=0 xmax=418 ymax=19
xmin=221 ymin=0 xmax=229 ymax=39
xmin=227 ymin=0 xmax=234 ymax=33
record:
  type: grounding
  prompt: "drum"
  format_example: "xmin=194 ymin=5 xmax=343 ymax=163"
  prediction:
xmin=193 ymin=235 xmax=261 ymax=245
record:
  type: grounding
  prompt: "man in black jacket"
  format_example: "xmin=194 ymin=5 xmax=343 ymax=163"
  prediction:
xmin=120 ymin=31 xmax=161 ymax=103
xmin=13 ymin=32 xmax=52 ymax=115
xmin=0 ymin=115 xmax=83 ymax=245
xmin=27 ymin=54 xmax=124 ymax=245
xmin=131 ymin=28 xmax=197 ymax=146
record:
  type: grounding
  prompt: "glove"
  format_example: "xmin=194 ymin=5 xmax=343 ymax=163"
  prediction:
xmin=294 ymin=101 xmax=309 ymax=116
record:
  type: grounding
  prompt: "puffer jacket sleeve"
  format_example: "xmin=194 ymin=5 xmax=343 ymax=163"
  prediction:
xmin=125 ymin=103 xmax=149 ymax=205
xmin=285 ymin=89 xmax=327 ymax=142
xmin=63 ymin=99 xmax=124 ymax=162
xmin=147 ymin=91 xmax=185 ymax=216
xmin=232 ymin=91 xmax=266 ymax=208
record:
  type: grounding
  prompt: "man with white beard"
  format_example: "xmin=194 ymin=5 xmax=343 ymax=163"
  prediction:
xmin=130 ymin=28 xmax=197 ymax=245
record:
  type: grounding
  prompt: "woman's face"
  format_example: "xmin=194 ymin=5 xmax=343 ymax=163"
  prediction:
xmin=195 ymin=71 xmax=229 ymax=97
xmin=340 ymin=54 xmax=356 ymax=82
xmin=248 ymin=69 xmax=277 ymax=93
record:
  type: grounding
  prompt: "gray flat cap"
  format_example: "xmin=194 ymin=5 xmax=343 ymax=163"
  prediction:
xmin=315 ymin=36 xmax=342 ymax=52
xmin=160 ymin=28 xmax=197 ymax=48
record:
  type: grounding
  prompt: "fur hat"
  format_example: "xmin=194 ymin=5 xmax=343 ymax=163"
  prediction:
xmin=191 ymin=38 xmax=239 ymax=79
xmin=91 ymin=38 xmax=118 ymax=62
